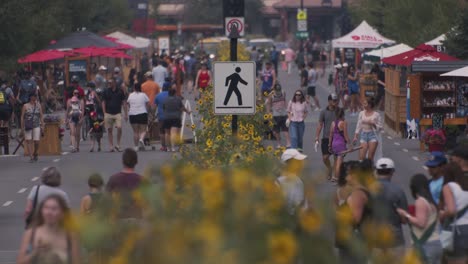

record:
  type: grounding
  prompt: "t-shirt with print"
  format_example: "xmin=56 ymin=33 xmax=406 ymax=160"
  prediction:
xmin=106 ymin=172 xmax=144 ymax=219
xmin=127 ymin=92 xmax=149 ymax=116
xmin=103 ymin=88 xmax=126 ymax=115
xmin=319 ymin=107 xmax=337 ymax=139
xmin=28 ymin=185 xmax=70 ymax=207
xmin=163 ymin=96 xmax=184 ymax=120
xmin=307 ymin=68 xmax=318 ymax=87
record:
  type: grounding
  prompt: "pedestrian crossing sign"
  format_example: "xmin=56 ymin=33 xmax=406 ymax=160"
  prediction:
xmin=213 ymin=61 xmax=256 ymax=115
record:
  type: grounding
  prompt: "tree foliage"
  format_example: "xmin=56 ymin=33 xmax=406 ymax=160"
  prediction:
xmin=349 ymin=0 xmax=463 ymax=47
xmin=0 ymin=0 xmax=132 ymax=70
xmin=444 ymin=10 xmax=468 ymax=60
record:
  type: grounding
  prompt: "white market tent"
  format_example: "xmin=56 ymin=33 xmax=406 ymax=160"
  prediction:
xmin=106 ymin=31 xmax=150 ymax=49
xmin=332 ymin=21 xmax=396 ymax=49
xmin=441 ymin=66 xmax=468 ymax=77
xmin=364 ymin=43 xmax=413 ymax=59
xmin=425 ymin=34 xmax=446 ymax=46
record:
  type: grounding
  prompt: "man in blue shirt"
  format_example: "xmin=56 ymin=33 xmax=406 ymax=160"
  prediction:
xmin=154 ymin=84 xmax=169 ymax=151
xmin=425 ymin=151 xmax=447 ymax=205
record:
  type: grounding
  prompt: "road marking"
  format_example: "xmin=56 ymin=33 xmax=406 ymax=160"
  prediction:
xmin=3 ymin=201 xmax=13 ymax=207
xmin=402 ymin=148 xmax=409 ymax=152
xmin=387 ymin=136 xmax=393 ymax=140
xmin=53 ymin=158 xmax=60 ymax=162
xmin=394 ymin=142 xmax=400 ymax=146
xmin=62 ymin=152 xmax=69 ymax=155
xmin=0 ymin=154 xmax=19 ymax=158
xmin=31 ymin=177 xmax=39 ymax=182
xmin=42 ymin=167 xmax=48 ymax=171
xmin=412 ymin=156 xmax=420 ymax=161
xmin=18 ymin=188 xmax=28 ymax=193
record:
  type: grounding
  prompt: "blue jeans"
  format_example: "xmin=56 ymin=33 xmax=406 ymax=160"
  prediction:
xmin=289 ymin=121 xmax=305 ymax=149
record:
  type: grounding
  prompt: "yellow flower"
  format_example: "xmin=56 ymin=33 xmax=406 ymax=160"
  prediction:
xmin=231 ymin=169 xmax=250 ymax=193
xmin=198 ymin=99 xmax=203 ymax=105
xmin=264 ymin=114 xmax=269 ymax=120
xmin=191 ymin=124 xmax=196 ymax=130
xmin=266 ymin=145 xmax=274 ymax=152
xmin=206 ymin=139 xmax=213 ymax=148
xmin=243 ymin=134 xmax=250 ymax=141
xmin=268 ymin=231 xmax=298 ymax=264
xmin=403 ymin=249 xmax=423 ymax=264
xmin=200 ymin=170 xmax=224 ymax=193
xmin=299 ymin=210 xmax=322 ymax=233
xmin=216 ymin=135 xmax=223 ymax=141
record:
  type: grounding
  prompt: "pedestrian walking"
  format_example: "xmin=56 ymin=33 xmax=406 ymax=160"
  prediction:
xmin=18 ymin=194 xmax=80 ymax=264
xmin=276 ymin=149 xmax=308 ymax=215
xmin=194 ymin=63 xmax=212 ymax=98
xmin=80 ymin=174 xmax=104 ymax=215
xmin=329 ymin=107 xmax=350 ymax=182
xmin=21 ymin=92 xmax=44 ymax=162
xmin=88 ymin=111 xmax=103 ymax=152
xmin=299 ymin=63 xmax=308 ymax=94
xmin=141 ymin=72 xmax=160 ymax=125
xmin=260 ymin=61 xmax=276 ymax=96
xmin=152 ymin=61 xmax=168 ymax=88
xmin=270 ymin=45 xmax=280 ymax=74
xmin=66 ymin=91 xmax=84 ymax=153
xmin=95 ymin=66 xmax=107 ymax=90
xmin=284 ymin=47 xmax=296 ymax=74
xmin=127 ymin=83 xmax=150 ymax=151
xmin=425 ymin=151 xmax=448 ymax=206
xmin=287 ymin=90 xmax=308 ymax=151
xmin=336 ymin=160 xmax=372 ymax=264
xmin=315 ymin=93 xmax=339 ymax=179
xmin=24 ymin=167 xmax=70 ymax=228
xmin=266 ymin=83 xmax=290 ymax=148
xmin=353 ymin=97 xmax=382 ymax=162
xmin=397 ymin=174 xmax=443 ymax=264
xmin=106 ymin=148 xmax=145 ymax=220
xmin=372 ymin=158 xmax=408 ymax=255
xmin=306 ymin=62 xmax=321 ymax=111
xmin=347 ymin=65 xmax=360 ymax=115
xmin=102 ymin=78 xmax=128 ymax=152
xmin=162 ymin=89 xmax=190 ymax=152
xmin=154 ymin=82 xmax=170 ymax=151
xmin=439 ymin=162 xmax=468 ymax=263
xmin=0 ymin=79 xmax=15 ymax=127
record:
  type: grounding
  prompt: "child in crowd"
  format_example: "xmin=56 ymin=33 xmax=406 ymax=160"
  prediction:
xmin=88 ymin=111 xmax=104 ymax=152
xmin=80 ymin=174 xmax=104 ymax=215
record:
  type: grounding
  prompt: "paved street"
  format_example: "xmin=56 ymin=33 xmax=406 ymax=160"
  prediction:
xmin=0 ymin=64 xmax=429 ymax=263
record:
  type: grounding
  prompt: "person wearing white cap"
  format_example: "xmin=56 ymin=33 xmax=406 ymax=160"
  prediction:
xmin=373 ymin=158 xmax=408 ymax=254
xmin=276 ymin=149 xmax=308 ymax=215
xmin=95 ymin=66 xmax=107 ymax=90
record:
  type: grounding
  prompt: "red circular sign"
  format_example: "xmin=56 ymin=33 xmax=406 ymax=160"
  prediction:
xmin=351 ymin=35 xmax=360 ymax=41
xmin=227 ymin=18 xmax=244 ymax=33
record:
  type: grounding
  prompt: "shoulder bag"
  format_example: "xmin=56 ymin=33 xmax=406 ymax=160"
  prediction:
xmin=24 ymin=104 xmax=37 ymax=131
xmin=441 ymin=202 xmax=468 ymax=251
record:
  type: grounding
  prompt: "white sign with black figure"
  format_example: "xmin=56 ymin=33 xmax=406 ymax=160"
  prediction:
xmin=214 ymin=61 xmax=256 ymax=115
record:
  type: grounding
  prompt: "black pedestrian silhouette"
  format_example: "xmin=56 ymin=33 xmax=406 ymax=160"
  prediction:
xmin=224 ymin=67 xmax=248 ymax=105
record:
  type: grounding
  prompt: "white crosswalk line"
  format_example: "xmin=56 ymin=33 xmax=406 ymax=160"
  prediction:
xmin=3 ymin=201 xmax=13 ymax=207
xmin=387 ymin=136 xmax=393 ymax=140
xmin=31 ymin=177 xmax=39 ymax=182
xmin=53 ymin=159 xmax=60 ymax=162
xmin=394 ymin=142 xmax=400 ymax=146
xmin=18 ymin=188 xmax=28 ymax=194
xmin=412 ymin=156 xmax=420 ymax=161
xmin=402 ymin=148 xmax=409 ymax=152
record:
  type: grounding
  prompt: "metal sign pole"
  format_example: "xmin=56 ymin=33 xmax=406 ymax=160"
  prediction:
xmin=231 ymin=34 xmax=238 ymax=135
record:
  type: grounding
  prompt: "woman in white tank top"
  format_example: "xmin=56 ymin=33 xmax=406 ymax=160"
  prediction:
xmin=397 ymin=174 xmax=442 ymax=264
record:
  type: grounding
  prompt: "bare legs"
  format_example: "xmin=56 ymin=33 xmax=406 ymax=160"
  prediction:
xmin=359 ymin=141 xmax=378 ymax=162
xmin=70 ymin=122 xmax=81 ymax=152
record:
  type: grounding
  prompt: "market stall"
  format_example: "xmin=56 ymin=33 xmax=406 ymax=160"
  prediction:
xmin=382 ymin=45 xmax=461 ymax=138
xmin=408 ymin=61 xmax=467 ymax=151
xmin=332 ymin=21 xmax=396 ymax=100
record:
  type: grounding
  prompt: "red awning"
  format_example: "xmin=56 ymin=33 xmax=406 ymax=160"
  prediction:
xmin=18 ymin=49 xmax=75 ymax=63
xmin=73 ymin=47 xmax=132 ymax=59
xmin=382 ymin=44 xmax=459 ymax=66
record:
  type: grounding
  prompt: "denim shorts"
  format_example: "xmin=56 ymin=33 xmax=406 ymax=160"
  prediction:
xmin=360 ymin=131 xmax=378 ymax=143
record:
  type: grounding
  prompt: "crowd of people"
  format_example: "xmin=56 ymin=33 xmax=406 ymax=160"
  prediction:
xmin=280 ymin=145 xmax=468 ymax=264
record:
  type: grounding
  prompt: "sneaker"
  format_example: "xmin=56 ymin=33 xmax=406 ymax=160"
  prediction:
xmin=139 ymin=139 xmax=145 ymax=149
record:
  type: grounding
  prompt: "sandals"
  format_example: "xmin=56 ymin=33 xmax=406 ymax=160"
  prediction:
xmin=114 ymin=146 xmax=121 ymax=152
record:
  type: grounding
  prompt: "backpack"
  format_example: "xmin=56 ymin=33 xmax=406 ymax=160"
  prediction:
xmin=0 ymin=87 xmax=12 ymax=111
xmin=0 ymin=90 xmax=5 ymax=105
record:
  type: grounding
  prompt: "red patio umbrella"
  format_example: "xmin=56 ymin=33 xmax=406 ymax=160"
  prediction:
xmin=382 ymin=44 xmax=459 ymax=66
xmin=18 ymin=49 xmax=75 ymax=63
